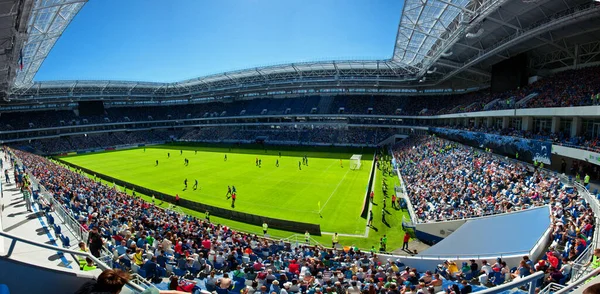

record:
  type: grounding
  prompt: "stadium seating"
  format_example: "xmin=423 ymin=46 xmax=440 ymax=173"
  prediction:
xmin=9 ymin=136 xmax=593 ymax=294
xmin=1 ymin=66 xmax=598 ymax=132
xmin=393 ymin=136 xmax=573 ymax=222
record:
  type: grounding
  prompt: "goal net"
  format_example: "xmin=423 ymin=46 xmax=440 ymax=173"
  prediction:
xmin=350 ymin=154 xmax=362 ymax=170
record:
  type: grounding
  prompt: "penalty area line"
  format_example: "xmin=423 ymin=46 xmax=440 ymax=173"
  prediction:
xmin=318 ymin=168 xmax=351 ymax=214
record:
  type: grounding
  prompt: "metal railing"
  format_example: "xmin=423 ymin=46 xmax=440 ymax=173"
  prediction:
xmin=555 ymin=267 xmax=600 ymax=294
xmin=0 ymin=230 xmax=149 ymax=293
xmin=13 ymin=156 xmax=90 ymax=243
xmin=476 ymin=271 xmax=544 ymax=294
xmin=282 ymin=234 xmax=324 ymax=249
xmin=539 ymin=282 xmax=566 ymax=294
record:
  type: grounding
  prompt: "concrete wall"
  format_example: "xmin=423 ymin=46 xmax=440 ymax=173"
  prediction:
xmin=0 ymin=257 xmax=95 ymax=294
xmin=552 ymin=145 xmax=600 ymax=166
xmin=414 ymin=219 xmax=468 ymax=244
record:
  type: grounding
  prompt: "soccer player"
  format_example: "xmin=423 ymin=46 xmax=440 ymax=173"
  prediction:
xmin=151 ymin=195 xmax=155 ymax=204
xmin=298 ymin=161 xmax=301 ymax=170
xmin=144 ymin=148 xmax=146 ymax=152
xmin=370 ymin=191 xmax=374 ymax=203
xmin=302 ymin=157 xmax=305 ymax=165
xmin=305 ymin=156 xmax=308 ymax=166
xmin=340 ymin=159 xmax=343 ymax=168
xmin=232 ymin=185 xmax=236 ymax=194
xmin=184 ymin=178 xmax=188 ymax=189
xmin=205 ymin=210 xmax=210 ymax=222
xmin=367 ymin=210 xmax=373 ymax=227
xmin=226 ymin=186 xmax=232 ymax=198
xmin=256 ymin=157 xmax=258 ymax=166
xmin=258 ymin=159 xmax=262 ymax=167
xmin=262 ymin=221 xmax=268 ymax=236
xmin=195 ymin=150 xmax=197 ymax=155
xmin=180 ymin=150 xmax=183 ymax=155
xmin=224 ymin=154 xmax=227 ymax=161
xmin=155 ymin=160 xmax=158 ymax=166
xmin=231 ymin=193 xmax=236 ymax=208
xmin=381 ymin=234 xmax=388 ymax=251
xmin=193 ymin=179 xmax=198 ymax=190
xmin=305 ymin=231 xmax=310 ymax=244
xmin=276 ymin=159 xmax=279 ymax=167
xmin=168 ymin=152 xmax=170 ymax=158
xmin=278 ymin=151 xmax=281 ymax=157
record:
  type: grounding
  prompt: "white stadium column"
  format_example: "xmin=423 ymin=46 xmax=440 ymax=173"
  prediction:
xmin=571 ymin=117 xmax=582 ymax=137
xmin=521 ymin=116 xmax=533 ymax=132
xmin=551 ymin=117 xmax=560 ymax=133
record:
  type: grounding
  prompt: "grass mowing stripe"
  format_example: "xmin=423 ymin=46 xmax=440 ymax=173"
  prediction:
xmin=319 ymin=167 xmax=351 ymax=213
xmin=62 ymin=146 xmax=371 ymax=234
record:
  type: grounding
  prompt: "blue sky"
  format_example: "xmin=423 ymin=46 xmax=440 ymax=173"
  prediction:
xmin=35 ymin=0 xmax=403 ymax=82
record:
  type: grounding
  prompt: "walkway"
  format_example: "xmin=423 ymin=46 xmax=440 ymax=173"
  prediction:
xmin=0 ymin=152 xmax=78 ymax=269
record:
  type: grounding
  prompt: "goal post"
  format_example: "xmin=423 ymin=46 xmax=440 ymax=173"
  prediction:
xmin=350 ymin=154 xmax=362 ymax=170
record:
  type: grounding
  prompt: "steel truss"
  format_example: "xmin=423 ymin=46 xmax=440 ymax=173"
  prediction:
xmin=14 ymin=0 xmax=87 ymax=88
xmin=434 ymin=2 xmax=600 ymax=85
xmin=531 ymin=41 xmax=600 ymax=69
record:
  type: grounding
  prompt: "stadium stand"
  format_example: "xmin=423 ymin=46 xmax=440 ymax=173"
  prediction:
xmin=6 ymin=135 xmax=596 ymax=293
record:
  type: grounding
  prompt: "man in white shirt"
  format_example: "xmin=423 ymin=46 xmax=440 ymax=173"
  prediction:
xmin=479 ymin=260 xmax=493 ymax=284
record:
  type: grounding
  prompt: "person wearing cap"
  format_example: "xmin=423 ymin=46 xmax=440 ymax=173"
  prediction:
xmin=269 ymin=280 xmax=281 ymax=293
xmin=460 ymin=262 xmax=471 ymax=279
xmin=280 ymin=282 xmax=291 ymax=294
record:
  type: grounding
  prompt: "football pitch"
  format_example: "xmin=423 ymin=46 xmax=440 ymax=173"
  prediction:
xmin=61 ymin=144 xmax=374 ymax=235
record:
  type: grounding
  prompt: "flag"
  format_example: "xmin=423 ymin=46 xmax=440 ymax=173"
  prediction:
xmin=317 ymin=201 xmax=321 ymax=211
xmin=18 ymin=49 xmax=23 ymax=70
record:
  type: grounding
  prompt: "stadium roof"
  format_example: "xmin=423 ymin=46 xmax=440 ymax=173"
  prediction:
xmin=393 ymin=0 xmax=471 ymax=66
xmin=4 ymin=0 xmax=600 ymax=103
xmin=14 ymin=0 xmax=86 ymax=88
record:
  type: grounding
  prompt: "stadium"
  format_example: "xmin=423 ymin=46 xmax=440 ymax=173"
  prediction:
xmin=0 ymin=0 xmax=600 ymax=293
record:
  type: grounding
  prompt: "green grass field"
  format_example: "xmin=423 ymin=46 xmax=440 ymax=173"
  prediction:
xmin=62 ymin=145 xmax=374 ymax=235
xmin=58 ymin=144 xmax=410 ymax=250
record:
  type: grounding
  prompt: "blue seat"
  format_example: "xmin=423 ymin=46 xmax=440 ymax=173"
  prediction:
xmin=0 ymin=284 xmax=9 ymax=294
xmin=173 ymin=268 xmax=186 ymax=277
xmin=61 ymin=235 xmax=70 ymax=248
xmin=138 ymin=268 xmax=147 ymax=278
xmin=47 ymin=215 xmax=55 ymax=225
xmin=490 ymin=271 xmax=505 ymax=285
xmin=158 ymin=267 xmax=167 ymax=278
xmin=53 ymin=224 xmax=61 ymax=237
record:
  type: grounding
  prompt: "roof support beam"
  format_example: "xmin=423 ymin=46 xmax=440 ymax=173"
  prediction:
xmin=436 ymin=3 xmax=600 ymax=85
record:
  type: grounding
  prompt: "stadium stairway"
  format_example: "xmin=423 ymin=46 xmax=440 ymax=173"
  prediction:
xmin=0 ymin=154 xmax=79 ymax=269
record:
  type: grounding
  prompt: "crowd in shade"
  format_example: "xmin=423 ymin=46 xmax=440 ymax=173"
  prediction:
xmin=16 ymin=127 xmax=401 ymax=155
xmin=1 ymin=65 xmax=599 ymax=132
xmin=393 ymin=136 xmax=576 ymax=222
xmin=8 ymin=136 xmax=595 ymax=293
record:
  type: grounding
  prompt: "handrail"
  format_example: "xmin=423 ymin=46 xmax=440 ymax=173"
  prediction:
xmin=555 ymin=267 xmax=600 ymax=294
xmin=0 ymin=229 xmax=147 ymax=293
xmin=475 ymin=271 xmax=544 ymax=294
